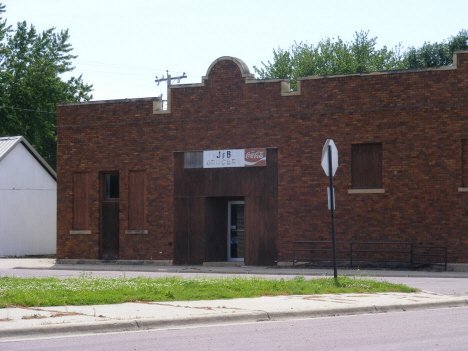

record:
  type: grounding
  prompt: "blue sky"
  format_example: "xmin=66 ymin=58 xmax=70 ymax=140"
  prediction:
xmin=2 ymin=0 xmax=468 ymax=101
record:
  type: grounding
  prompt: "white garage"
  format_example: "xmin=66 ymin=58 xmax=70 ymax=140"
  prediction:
xmin=0 ymin=136 xmax=56 ymax=257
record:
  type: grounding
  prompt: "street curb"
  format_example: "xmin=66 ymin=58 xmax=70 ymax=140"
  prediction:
xmin=267 ymin=298 xmax=468 ymax=319
xmin=0 ymin=311 xmax=268 ymax=340
xmin=1 ymin=299 xmax=467 ymax=341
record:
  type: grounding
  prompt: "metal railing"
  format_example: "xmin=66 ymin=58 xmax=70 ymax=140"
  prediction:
xmin=411 ymin=245 xmax=447 ymax=270
xmin=292 ymin=241 xmax=447 ymax=270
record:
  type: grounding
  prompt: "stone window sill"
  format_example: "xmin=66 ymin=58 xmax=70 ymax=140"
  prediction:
xmin=348 ymin=189 xmax=385 ymax=194
xmin=459 ymin=187 xmax=468 ymax=192
xmin=70 ymin=230 xmax=92 ymax=234
xmin=125 ymin=230 xmax=148 ymax=235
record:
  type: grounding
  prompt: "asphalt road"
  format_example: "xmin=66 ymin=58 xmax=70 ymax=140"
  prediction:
xmin=2 ymin=307 xmax=467 ymax=351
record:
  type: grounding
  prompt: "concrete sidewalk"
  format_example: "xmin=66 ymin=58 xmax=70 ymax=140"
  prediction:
xmin=3 ymin=258 xmax=468 ymax=278
xmin=1 ymin=258 xmax=468 ymax=341
xmin=1 ymin=291 xmax=467 ymax=341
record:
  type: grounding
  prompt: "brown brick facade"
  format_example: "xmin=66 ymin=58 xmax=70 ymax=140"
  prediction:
xmin=57 ymin=52 xmax=468 ymax=264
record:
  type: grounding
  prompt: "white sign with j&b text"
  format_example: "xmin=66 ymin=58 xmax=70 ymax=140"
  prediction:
xmin=203 ymin=149 xmax=267 ymax=168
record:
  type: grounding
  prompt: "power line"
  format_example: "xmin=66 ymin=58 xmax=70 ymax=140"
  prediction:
xmin=0 ymin=105 xmax=56 ymax=114
xmin=155 ymin=71 xmax=188 ymax=86
xmin=155 ymin=71 xmax=188 ymax=110
xmin=74 ymin=60 xmax=202 ymax=78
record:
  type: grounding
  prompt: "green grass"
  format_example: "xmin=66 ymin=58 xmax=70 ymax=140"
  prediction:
xmin=0 ymin=274 xmax=418 ymax=308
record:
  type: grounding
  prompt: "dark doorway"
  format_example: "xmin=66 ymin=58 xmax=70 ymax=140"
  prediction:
xmin=101 ymin=173 xmax=119 ymax=260
xmin=204 ymin=197 xmax=244 ymax=263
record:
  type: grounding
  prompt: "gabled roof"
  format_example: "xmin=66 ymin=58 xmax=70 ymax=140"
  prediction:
xmin=0 ymin=136 xmax=57 ymax=181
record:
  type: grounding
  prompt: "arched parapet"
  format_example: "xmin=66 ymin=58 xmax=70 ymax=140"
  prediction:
xmin=202 ymin=56 xmax=300 ymax=96
xmin=157 ymin=57 xmax=260 ymax=114
xmin=167 ymin=56 xmax=295 ymax=95
xmin=202 ymin=56 xmax=255 ymax=81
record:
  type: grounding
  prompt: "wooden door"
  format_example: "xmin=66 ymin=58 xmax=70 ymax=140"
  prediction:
xmin=101 ymin=173 xmax=119 ymax=260
xmin=204 ymin=197 xmax=228 ymax=262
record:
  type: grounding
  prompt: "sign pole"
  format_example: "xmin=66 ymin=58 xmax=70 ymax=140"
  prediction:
xmin=328 ymin=145 xmax=338 ymax=280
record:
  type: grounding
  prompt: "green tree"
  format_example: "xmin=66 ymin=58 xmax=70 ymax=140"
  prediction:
xmin=0 ymin=2 xmax=92 ymax=170
xmin=254 ymin=31 xmax=404 ymax=91
xmin=255 ymin=30 xmax=468 ymax=91
xmin=403 ymin=30 xmax=468 ymax=68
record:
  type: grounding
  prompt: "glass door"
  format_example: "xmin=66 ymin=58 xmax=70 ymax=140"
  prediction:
xmin=228 ymin=201 xmax=245 ymax=262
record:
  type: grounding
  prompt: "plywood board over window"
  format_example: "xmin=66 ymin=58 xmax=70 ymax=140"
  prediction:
xmin=73 ymin=172 xmax=90 ymax=230
xmin=352 ymin=143 xmax=383 ymax=189
xmin=128 ymin=170 xmax=146 ymax=230
xmin=462 ymin=140 xmax=468 ymax=187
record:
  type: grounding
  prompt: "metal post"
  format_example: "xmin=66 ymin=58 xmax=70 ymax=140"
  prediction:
xmin=293 ymin=241 xmax=296 ymax=266
xmin=444 ymin=246 xmax=447 ymax=271
xmin=328 ymin=145 xmax=338 ymax=279
xmin=410 ymin=243 xmax=413 ymax=270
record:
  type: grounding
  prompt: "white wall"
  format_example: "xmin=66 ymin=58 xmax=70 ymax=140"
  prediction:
xmin=0 ymin=143 xmax=56 ymax=256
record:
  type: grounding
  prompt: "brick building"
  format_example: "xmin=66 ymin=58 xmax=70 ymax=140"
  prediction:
xmin=56 ymin=52 xmax=468 ymax=266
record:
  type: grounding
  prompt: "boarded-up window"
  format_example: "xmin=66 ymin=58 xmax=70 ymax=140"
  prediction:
xmin=73 ymin=172 xmax=90 ymax=229
xmin=463 ymin=140 xmax=468 ymax=187
xmin=129 ymin=171 xmax=146 ymax=229
xmin=184 ymin=151 xmax=203 ymax=168
xmin=352 ymin=143 xmax=383 ymax=189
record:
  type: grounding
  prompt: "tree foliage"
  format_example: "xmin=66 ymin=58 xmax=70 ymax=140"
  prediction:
xmin=0 ymin=3 xmax=92 ymax=169
xmin=254 ymin=30 xmax=468 ymax=91
xmin=404 ymin=29 xmax=468 ymax=68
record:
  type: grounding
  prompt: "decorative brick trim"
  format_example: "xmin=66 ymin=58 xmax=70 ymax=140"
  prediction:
xmin=125 ymin=230 xmax=148 ymax=235
xmin=153 ymin=89 xmax=171 ymax=114
xmin=348 ymin=189 xmax=385 ymax=194
xmin=69 ymin=230 xmax=92 ymax=234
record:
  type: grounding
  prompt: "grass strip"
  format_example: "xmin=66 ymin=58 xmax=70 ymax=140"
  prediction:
xmin=0 ymin=274 xmax=418 ymax=308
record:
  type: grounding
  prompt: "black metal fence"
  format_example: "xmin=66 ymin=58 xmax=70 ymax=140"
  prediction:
xmin=292 ymin=241 xmax=447 ymax=270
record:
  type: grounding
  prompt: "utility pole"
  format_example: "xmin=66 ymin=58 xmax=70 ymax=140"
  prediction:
xmin=155 ymin=71 xmax=187 ymax=110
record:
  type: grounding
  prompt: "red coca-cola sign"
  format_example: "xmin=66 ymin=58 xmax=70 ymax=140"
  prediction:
xmin=244 ymin=148 xmax=266 ymax=167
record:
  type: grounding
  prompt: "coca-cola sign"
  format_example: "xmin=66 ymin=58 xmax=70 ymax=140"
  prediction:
xmin=203 ymin=148 xmax=267 ymax=168
xmin=244 ymin=149 xmax=266 ymax=167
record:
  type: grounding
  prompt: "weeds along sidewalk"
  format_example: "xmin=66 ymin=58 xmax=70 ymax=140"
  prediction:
xmin=0 ymin=275 xmax=416 ymax=308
